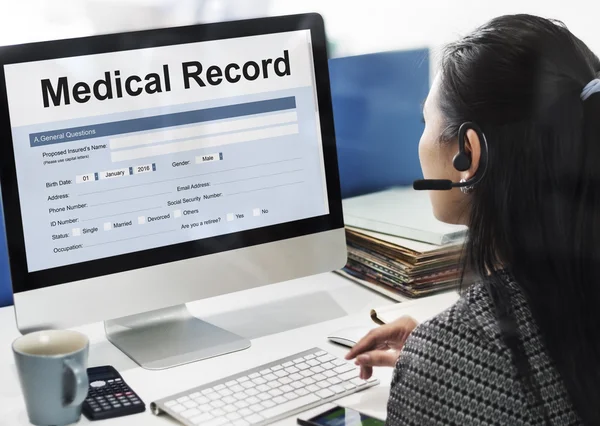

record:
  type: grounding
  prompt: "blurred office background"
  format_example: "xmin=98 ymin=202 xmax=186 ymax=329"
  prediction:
xmin=0 ymin=0 xmax=598 ymax=305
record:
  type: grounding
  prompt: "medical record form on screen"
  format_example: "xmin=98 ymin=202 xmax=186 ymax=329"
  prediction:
xmin=3 ymin=30 xmax=329 ymax=272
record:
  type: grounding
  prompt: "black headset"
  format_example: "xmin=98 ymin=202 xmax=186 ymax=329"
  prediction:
xmin=413 ymin=122 xmax=489 ymax=191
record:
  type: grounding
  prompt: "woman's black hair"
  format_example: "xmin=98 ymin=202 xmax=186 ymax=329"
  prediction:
xmin=438 ymin=14 xmax=600 ymax=424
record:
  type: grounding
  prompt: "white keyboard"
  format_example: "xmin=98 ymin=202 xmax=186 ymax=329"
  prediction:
xmin=150 ymin=347 xmax=379 ymax=426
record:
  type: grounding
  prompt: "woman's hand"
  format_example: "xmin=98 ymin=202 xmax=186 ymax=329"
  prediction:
xmin=345 ymin=316 xmax=419 ymax=380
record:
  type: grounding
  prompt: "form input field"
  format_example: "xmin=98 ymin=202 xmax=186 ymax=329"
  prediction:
xmin=109 ymin=111 xmax=298 ymax=150
xmin=110 ymin=124 xmax=300 ymax=162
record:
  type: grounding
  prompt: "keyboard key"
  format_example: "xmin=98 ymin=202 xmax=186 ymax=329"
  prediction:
xmin=242 ymin=381 xmax=255 ymax=389
xmin=350 ymin=378 xmax=368 ymax=386
xmin=311 ymin=366 xmax=325 ymax=374
xmin=300 ymin=370 xmax=313 ymax=378
xmin=301 ymin=377 xmax=315 ymax=386
xmin=199 ymin=404 xmax=212 ymax=412
xmin=334 ymin=364 xmax=356 ymax=374
xmin=211 ymin=408 xmax=226 ymax=417
xmin=250 ymin=403 xmax=263 ymax=412
xmin=262 ymin=400 xmax=276 ymax=408
xmin=256 ymin=393 xmax=271 ymax=403
xmin=181 ymin=408 xmax=201 ymax=419
xmin=263 ymin=373 xmax=277 ymax=381
xmin=223 ymin=404 xmax=237 ymax=413
xmin=340 ymin=370 xmax=359 ymax=381
xmin=282 ymin=361 xmax=294 ymax=368
xmin=296 ymin=388 xmax=309 ymax=396
xmin=317 ymin=381 xmax=331 ymax=389
xmin=269 ymin=380 xmax=282 ymax=388
xmin=246 ymin=413 xmax=264 ymax=424
xmin=274 ymin=370 xmax=288 ymax=378
xmin=304 ymin=354 xmax=315 ymax=360
xmin=232 ymin=420 xmax=249 ymax=426
xmin=246 ymin=396 xmax=260 ymax=405
xmin=316 ymin=389 xmax=335 ymax=399
xmin=273 ymin=395 xmax=287 ymax=404
xmin=318 ymin=354 xmax=335 ymax=363
xmin=230 ymin=384 xmax=245 ymax=393
xmin=313 ymin=373 xmax=327 ymax=382
xmin=171 ymin=404 xmax=185 ymax=413
xmin=249 ymin=373 xmax=260 ymax=379
xmin=331 ymin=385 xmax=346 ymax=394
xmin=223 ymin=396 xmax=236 ymax=404
xmin=177 ymin=396 xmax=190 ymax=403
xmin=202 ymin=389 xmax=214 ymax=395
xmin=261 ymin=394 xmax=321 ymax=419
xmin=296 ymin=362 xmax=310 ymax=370
xmin=315 ymin=351 xmax=327 ymax=356
xmin=237 ymin=376 xmax=249 ymax=383
xmin=280 ymin=384 xmax=294 ymax=393
xmin=252 ymin=377 xmax=267 ymax=385
xmin=278 ymin=377 xmax=292 ymax=385
xmin=333 ymin=359 xmax=346 ymax=366
xmin=259 ymin=369 xmax=271 ymax=375
xmin=218 ymin=388 xmax=233 ymax=397
xmin=210 ymin=400 xmax=225 ymax=408
xmin=256 ymin=384 xmax=270 ymax=392
xmin=271 ymin=365 xmax=283 ymax=371
xmin=343 ymin=381 xmax=357 ymax=390
xmin=225 ymin=380 xmax=237 ymax=387
xmin=285 ymin=391 xmax=299 ymax=400
xmin=204 ymin=418 xmax=229 ymax=426
xmin=214 ymin=384 xmax=226 ymax=391
xmin=293 ymin=358 xmax=304 ymax=364
xmin=165 ymin=400 xmax=177 ymax=407
xmin=324 ymin=370 xmax=337 ymax=378
xmin=268 ymin=388 xmax=283 ymax=397
xmin=327 ymin=377 xmax=342 ymax=385
xmin=290 ymin=373 xmax=303 ymax=381
xmin=246 ymin=388 xmax=259 ymax=396
xmin=306 ymin=384 xmax=320 ymax=393
xmin=190 ymin=413 xmax=213 ymax=425
xmin=226 ymin=412 xmax=241 ymax=420
xmin=234 ymin=400 xmax=249 ymax=409
xmin=184 ymin=401 xmax=198 ymax=408
xmin=239 ymin=408 xmax=253 ymax=417
xmin=307 ymin=359 xmax=319 ymax=367
xmin=285 ymin=366 xmax=300 ymax=374
xmin=322 ymin=362 xmax=335 ymax=370
xmin=291 ymin=381 xmax=305 ymax=389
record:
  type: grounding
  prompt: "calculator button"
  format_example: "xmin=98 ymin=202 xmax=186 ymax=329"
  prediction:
xmin=133 ymin=401 xmax=142 ymax=405
xmin=93 ymin=408 xmax=101 ymax=413
xmin=114 ymin=403 xmax=122 ymax=408
xmin=115 ymin=378 xmax=122 ymax=382
xmin=90 ymin=381 xmax=106 ymax=388
xmin=123 ymin=402 xmax=131 ymax=406
xmin=107 ymin=379 xmax=114 ymax=383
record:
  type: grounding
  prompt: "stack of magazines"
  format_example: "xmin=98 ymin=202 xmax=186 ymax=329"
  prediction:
xmin=338 ymin=188 xmax=467 ymax=300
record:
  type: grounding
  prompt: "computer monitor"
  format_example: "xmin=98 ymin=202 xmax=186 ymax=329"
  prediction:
xmin=0 ymin=13 xmax=345 ymax=370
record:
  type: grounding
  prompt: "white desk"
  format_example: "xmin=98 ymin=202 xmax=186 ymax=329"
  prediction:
xmin=0 ymin=273 xmax=450 ymax=425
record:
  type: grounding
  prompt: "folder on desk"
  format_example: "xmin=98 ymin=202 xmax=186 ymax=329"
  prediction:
xmin=343 ymin=188 xmax=467 ymax=245
xmin=369 ymin=291 xmax=460 ymax=325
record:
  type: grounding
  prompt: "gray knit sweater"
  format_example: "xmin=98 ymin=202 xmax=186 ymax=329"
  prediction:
xmin=386 ymin=277 xmax=581 ymax=425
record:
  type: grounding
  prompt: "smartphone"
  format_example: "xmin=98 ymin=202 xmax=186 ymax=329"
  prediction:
xmin=297 ymin=405 xmax=385 ymax=426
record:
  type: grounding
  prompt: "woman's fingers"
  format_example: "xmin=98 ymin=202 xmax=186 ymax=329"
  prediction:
xmin=345 ymin=316 xmax=419 ymax=360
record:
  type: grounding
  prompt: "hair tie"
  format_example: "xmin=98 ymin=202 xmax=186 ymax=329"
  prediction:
xmin=581 ymin=78 xmax=600 ymax=101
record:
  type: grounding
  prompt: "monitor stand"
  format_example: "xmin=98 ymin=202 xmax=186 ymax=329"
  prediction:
xmin=104 ymin=304 xmax=251 ymax=370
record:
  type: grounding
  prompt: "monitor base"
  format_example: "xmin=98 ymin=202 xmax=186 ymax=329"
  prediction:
xmin=104 ymin=304 xmax=251 ymax=370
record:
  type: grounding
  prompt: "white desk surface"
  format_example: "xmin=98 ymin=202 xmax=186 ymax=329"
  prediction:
xmin=0 ymin=273 xmax=452 ymax=426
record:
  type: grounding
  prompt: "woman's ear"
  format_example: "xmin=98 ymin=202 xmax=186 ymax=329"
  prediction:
xmin=463 ymin=129 xmax=482 ymax=180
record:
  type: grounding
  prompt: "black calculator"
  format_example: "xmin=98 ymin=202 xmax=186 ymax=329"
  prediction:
xmin=83 ymin=365 xmax=145 ymax=421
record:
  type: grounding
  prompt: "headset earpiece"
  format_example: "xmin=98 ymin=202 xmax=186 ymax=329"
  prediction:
xmin=453 ymin=122 xmax=473 ymax=172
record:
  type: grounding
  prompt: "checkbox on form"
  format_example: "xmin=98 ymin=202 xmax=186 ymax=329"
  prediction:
xmin=138 ymin=216 xmax=146 ymax=225
xmin=72 ymin=228 xmax=81 ymax=237
xmin=103 ymin=222 xmax=112 ymax=231
xmin=174 ymin=210 xmax=182 ymax=218
xmin=227 ymin=213 xmax=234 ymax=222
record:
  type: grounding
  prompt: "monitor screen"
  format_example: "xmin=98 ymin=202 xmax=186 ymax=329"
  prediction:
xmin=0 ymin=18 xmax=341 ymax=291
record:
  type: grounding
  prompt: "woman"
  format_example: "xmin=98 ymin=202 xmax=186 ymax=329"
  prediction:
xmin=346 ymin=14 xmax=600 ymax=425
